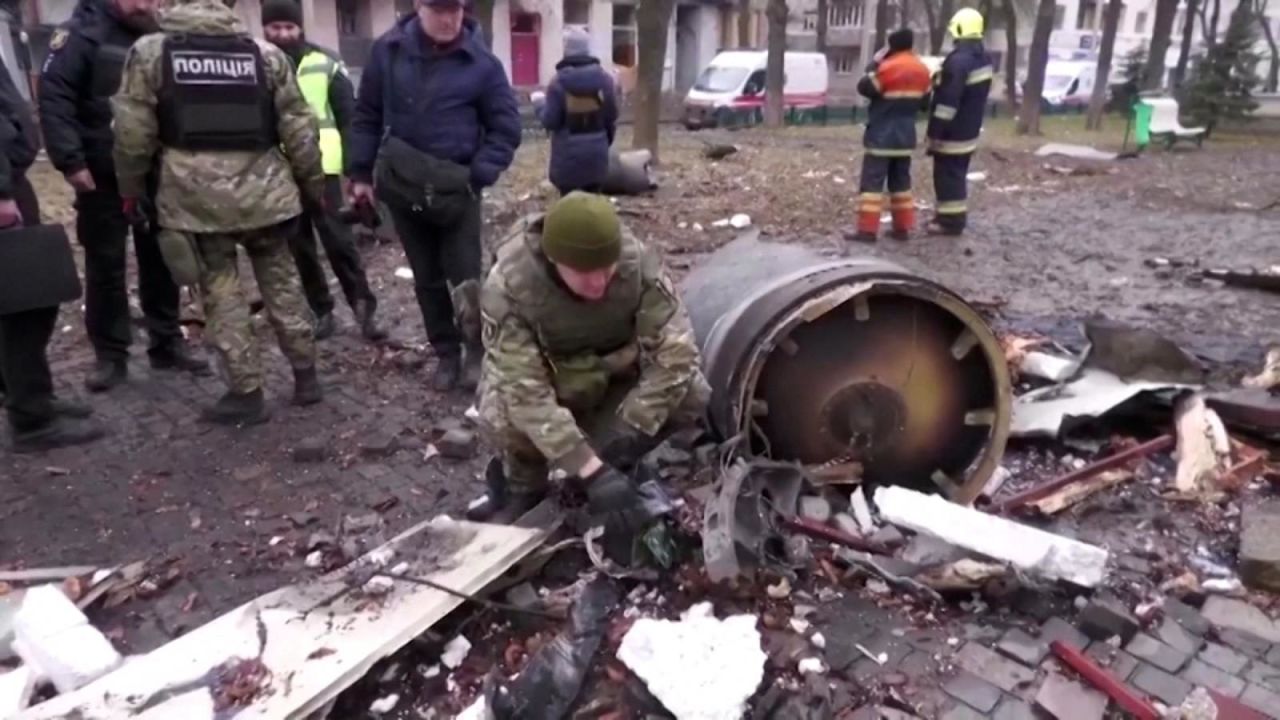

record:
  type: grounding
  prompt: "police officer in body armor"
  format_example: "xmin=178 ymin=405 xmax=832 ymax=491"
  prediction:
xmin=111 ymin=0 xmax=326 ymax=425
xmin=260 ymin=0 xmax=386 ymax=343
xmin=39 ymin=0 xmax=210 ymax=393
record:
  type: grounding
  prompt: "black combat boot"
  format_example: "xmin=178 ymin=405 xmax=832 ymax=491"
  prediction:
xmin=13 ymin=417 xmax=106 ymax=454
xmin=432 ymin=353 xmax=462 ymax=392
xmin=85 ymin=358 xmax=127 ymax=393
xmin=150 ymin=341 xmax=212 ymax=375
xmin=201 ymin=388 xmax=270 ymax=425
xmin=314 ymin=312 xmax=336 ymax=340
xmin=465 ymin=458 xmax=544 ymax=525
xmin=293 ymin=366 xmax=323 ymax=406
xmin=355 ymin=300 xmax=387 ymax=342
xmin=50 ymin=397 xmax=93 ymax=418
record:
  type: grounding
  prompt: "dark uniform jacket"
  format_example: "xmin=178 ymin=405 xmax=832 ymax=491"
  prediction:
xmin=39 ymin=0 xmax=152 ymax=177
xmin=857 ymin=49 xmax=932 ymax=156
xmin=926 ymin=39 xmax=994 ymax=155
xmin=0 ymin=56 xmax=38 ymax=198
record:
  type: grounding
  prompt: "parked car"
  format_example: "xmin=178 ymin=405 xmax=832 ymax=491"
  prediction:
xmin=682 ymin=50 xmax=828 ymax=129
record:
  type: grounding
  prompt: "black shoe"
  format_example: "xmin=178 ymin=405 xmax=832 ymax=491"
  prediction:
xmin=292 ymin=366 xmax=323 ymax=406
xmin=50 ymin=398 xmax=92 ymax=418
xmin=13 ymin=418 xmax=105 ymax=454
xmin=85 ymin=359 xmax=127 ymax=393
xmin=150 ymin=342 xmax=212 ymax=376
xmin=844 ymin=230 xmax=878 ymax=244
xmin=355 ymin=300 xmax=386 ymax=342
xmin=200 ymin=389 xmax=270 ymax=426
xmin=432 ymin=353 xmax=461 ymax=392
xmin=465 ymin=459 xmax=544 ymax=525
xmin=314 ymin=312 xmax=336 ymax=340
xmin=925 ymin=219 xmax=963 ymax=237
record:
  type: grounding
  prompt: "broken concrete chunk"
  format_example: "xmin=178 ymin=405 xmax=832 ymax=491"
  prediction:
xmin=436 ymin=429 xmax=477 ymax=460
xmin=1241 ymin=500 xmax=1280 ymax=594
xmin=1077 ymin=596 xmax=1139 ymax=643
xmin=292 ymin=437 xmax=328 ymax=463
xmin=850 ymin=488 xmax=876 ymax=533
xmin=1174 ymin=393 xmax=1233 ymax=495
xmin=1035 ymin=672 xmax=1107 ymax=720
xmin=832 ymin=513 xmax=861 ymax=538
xmin=343 ymin=513 xmax=383 ymax=535
xmin=869 ymin=525 xmax=906 ymax=548
xmin=13 ymin=585 xmax=123 ymax=693
xmin=369 ymin=693 xmax=399 ymax=714
xmin=359 ymin=433 xmax=399 ymax=458
xmin=441 ymin=635 xmax=472 ymax=669
xmin=798 ymin=496 xmax=832 ymax=523
xmin=1202 ymin=596 xmax=1280 ymax=643
xmin=875 ymin=486 xmax=1109 ymax=587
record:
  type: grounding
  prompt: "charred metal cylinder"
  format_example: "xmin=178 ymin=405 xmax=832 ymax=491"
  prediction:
xmin=681 ymin=234 xmax=1012 ymax=504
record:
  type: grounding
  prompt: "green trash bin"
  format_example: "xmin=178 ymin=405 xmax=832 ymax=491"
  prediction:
xmin=1133 ymin=100 xmax=1153 ymax=150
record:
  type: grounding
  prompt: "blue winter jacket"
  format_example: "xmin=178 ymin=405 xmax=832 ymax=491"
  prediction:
xmin=349 ymin=15 xmax=521 ymax=188
xmin=539 ymin=54 xmax=618 ymax=193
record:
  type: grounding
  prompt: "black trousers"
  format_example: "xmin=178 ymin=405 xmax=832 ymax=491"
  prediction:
xmin=75 ymin=160 xmax=180 ymax=361
xmin=387 ymin=194 xmax=482 ymax=356
xmin=859 ymin=155 xmax=912 ymax=195
xmin=288 ymin=175 xmax=377 ymax=317
xmin=0 ymin=175 xmax=59 ymax=432
xmin=932 ymin=152 xmax=973 ymax=231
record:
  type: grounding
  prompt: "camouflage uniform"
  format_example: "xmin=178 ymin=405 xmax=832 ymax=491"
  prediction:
xmin=478 ymin=216 xmax=709 ymax=493
xmin=112 ymin=0 xmax=325 ymax=396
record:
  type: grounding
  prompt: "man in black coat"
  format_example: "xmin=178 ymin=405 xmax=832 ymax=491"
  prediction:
xmin=39 ymin=0 xmax=208 ymax=393
xmin=0 ymin=55 xmax=105 ymax=452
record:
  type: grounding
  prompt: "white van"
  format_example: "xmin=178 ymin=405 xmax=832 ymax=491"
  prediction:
xmin=1022 ymin=59 xmax=1097 ymax=108
xmin=683 ymin=51 xmax=829 ymax=129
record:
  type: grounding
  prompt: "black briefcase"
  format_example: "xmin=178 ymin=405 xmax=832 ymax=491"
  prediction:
xmin=0 ymin=224 xmax=82 ymax=316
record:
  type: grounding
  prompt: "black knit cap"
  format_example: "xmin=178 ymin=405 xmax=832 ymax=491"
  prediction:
xmin=888 ymin=27 xmax=914 ymax=51
xmin=262 ymin=0 xmax=303 ymax=26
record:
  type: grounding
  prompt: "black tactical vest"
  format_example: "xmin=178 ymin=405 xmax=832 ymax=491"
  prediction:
xmin=564 ymin=91 xmax=604 ymax=135
xmin=157 ymin=33 xmax=278 ymax=151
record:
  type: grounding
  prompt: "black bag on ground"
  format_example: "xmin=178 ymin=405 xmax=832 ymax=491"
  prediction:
xmin=0 ymin=224 xmax=83 ymax=316
xmin=373 ymin=135 xmax=473 ymax=226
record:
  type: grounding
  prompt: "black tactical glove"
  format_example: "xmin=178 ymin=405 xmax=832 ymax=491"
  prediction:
xmin=594 ymin=419 xmax=648 ymax=470
xmin=584 ymin=464 xmax=652 ymax=536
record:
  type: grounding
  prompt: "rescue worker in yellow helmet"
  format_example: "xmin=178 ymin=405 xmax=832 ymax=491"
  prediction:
xmin=262 ymin=0 xmax=386 ymax=342
xmin=925 ymin=7 xmax=993 ymax=236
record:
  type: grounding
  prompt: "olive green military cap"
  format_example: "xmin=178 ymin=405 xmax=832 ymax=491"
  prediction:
xmin=541 ymin=192 xmax=622 ymax=271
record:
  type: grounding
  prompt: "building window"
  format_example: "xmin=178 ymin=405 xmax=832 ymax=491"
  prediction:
xmin=613 ymin=4 xmax=637 ymax=67
xmin=565 ymin=0 xmax=590 ymax=26
xmin=831 ymin=48 xmax=859 ymax=74
xmin=1076 ymin=0 xmax=1097 ymax=29
xmin=337 ymin=0 xmax=358 ymax=35
xmin=803 ymin=10 xmax=817 ymax=30
xmin=1134 ymin=10 xmax=1147 ymax=33
xmin=1053 ymin=4 xmax=1066 ymax=30
xmin=829 ymin=0 xmax=859 ymax=28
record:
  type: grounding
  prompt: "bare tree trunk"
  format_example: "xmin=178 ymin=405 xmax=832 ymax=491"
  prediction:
xmin=633 ymin=0 xmax=678 ymax=161
xmin=816 ymin=0 xmax=830 ymax=52
xmin=1017 ymin=0 xmax=1056 ymax=134
xmin=937 ymin=0 xmax=954 ymax=51
xmin=921 ymin=0 xmax=940 ymax=52
xmin=1002 ymin=0 xmax=1019 ymax=110
xmin=739 ymin=0 xmax=753 ymax=47
xmin=1207 ymin=0 xmax=1221 ymax=45
xmin=1173 ymin=0 xmax=1198 ymax=88
xmin=874 ymin=0 xmax=890 ymax=48
xmin=1086 ymin=0 xmax=1122 ymax=129
xmin=471 ymin=0 xmax=495 ymax=47
xmin=1145 ymin=0 xmax=1178 ymax=89
xmin=1256 ymin=0 xmax=1279 ymax=90
xmin=764 ymin=0 xmax=788 ymax=127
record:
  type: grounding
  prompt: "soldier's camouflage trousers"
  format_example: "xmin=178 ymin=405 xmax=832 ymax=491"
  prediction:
xmin=479 ymin=375 xmax=710 ymax=494
xmin=195 ymin=218 xmax=316 ymax=394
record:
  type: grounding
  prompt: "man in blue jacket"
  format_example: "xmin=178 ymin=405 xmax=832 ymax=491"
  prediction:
xmin=348 ymin=0 xmax=520 ymax=392
xmin=539 ymin=27 xmax=617 ymax=195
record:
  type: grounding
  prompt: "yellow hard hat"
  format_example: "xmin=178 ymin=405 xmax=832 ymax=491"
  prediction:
xmin=948 ymin=8 xmax=985 ymax=39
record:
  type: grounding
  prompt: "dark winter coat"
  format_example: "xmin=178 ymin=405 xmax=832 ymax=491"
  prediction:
xmin=0 ymin=55 xmax=37 ymax=198
xmin=857 ymin=49 xmax=932 ymax=155
xmin=539 ymin=54 xmax=618 ymax=193
xmin=350 ymin=15 xmax=521 ymax=189
xmin=926 ymin=39 xmax=994 ymax=154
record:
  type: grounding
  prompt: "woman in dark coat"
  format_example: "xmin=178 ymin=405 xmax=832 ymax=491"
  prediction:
xmin=539 ymin=27 xmax=618 ymax=195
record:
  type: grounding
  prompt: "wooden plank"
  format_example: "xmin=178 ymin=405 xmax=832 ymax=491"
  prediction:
xmin=0 ymin=566 xmax=98 ymax=583
xmin=19 ymin=510 xmax=554 ymax=720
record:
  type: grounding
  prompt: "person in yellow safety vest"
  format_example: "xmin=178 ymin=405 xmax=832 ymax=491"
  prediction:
xmin=925 ymin=7 xmax=994 ymax=237
xmin=262 ymin=0 xmax=385 ymax=342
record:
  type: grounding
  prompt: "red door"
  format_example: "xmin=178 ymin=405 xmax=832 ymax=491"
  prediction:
xmin=511 ymin=12 xmax=540 ymax=87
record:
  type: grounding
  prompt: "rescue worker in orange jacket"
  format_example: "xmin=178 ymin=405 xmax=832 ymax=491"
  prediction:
xmin=926 ymin=8 xmax=994 ymax=236
xmin=851 ymin=28 xmax=932 ymax=243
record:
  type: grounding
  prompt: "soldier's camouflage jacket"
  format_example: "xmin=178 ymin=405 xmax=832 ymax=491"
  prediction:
xmin=111 ymin=0 xmax=324 ymax=233
xmin=479 ymin=215 xmax=708 ymax=474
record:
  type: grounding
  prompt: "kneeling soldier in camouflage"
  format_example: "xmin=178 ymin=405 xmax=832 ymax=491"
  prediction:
xmin=468 ymin=192 xmax=709 ymax=526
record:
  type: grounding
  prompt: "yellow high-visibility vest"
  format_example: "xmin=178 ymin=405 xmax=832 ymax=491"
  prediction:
xmin=296 ymin=50 xmax=344 ymax=175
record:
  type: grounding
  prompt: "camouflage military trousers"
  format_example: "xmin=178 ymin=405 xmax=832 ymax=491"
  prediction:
xmin=195 ymin=219 xmax=316 ymax=394
xmin=479 ymin=376 xmax=710 ymax=494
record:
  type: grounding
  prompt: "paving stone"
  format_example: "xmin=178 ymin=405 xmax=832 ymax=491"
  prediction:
xmin=1241 ymin=683 xmax=1280 ymax=718
xmin=1201 ymin=641 xmax=1253 ymax=675
xmin=358 ymin=433 xmax=399 ymax=458
xmin=1165 ymin=597 xmax=1212 ymax=637
xmin=1131 ymin=663 xmax=1194 ymax=706
xmin=1203 ymin=597 xmax=1280 ymax=643
xmin=1158 ymin=615 xmax=1207 ymax=655
xmin=997 ymin=628 xmax=1048 ymax=667
xmin=1246 ymin=661 xmax=1280 ymax=693
xmin=1035 ymin=672 xmax=1107 ymax=720
xmin=955 ymin=642 xmax=1037 ymax=692
xmin=1219 ymin=627 xmax=1276 ymax=659
xmin=992 ymin=697 xmax=1037 ymax=720
xmin=1078 ymin=595 xmax=1140 ymax=643
xmin=1182 ymin=658 xmax=1247 ymax=698
xmin=939 ymin=704 xmax=989 ymax=720
xmin=1127 ymin=632 xmax=1192 ymax=673
xmin=435 ymin=429 xmax=477 ymax=459
xmin=292 ymin=437 xmax=328 ymax=463
xmin=1040 ymin=616 xmax=1089 ymax=651
xmin=1084 ymin=642 xmax=1139 ymax=680
xmin=1242 ymin=500 xmax=1280 ymax=594
xmin=942 ymin=671 xmax=1004 ymax=713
